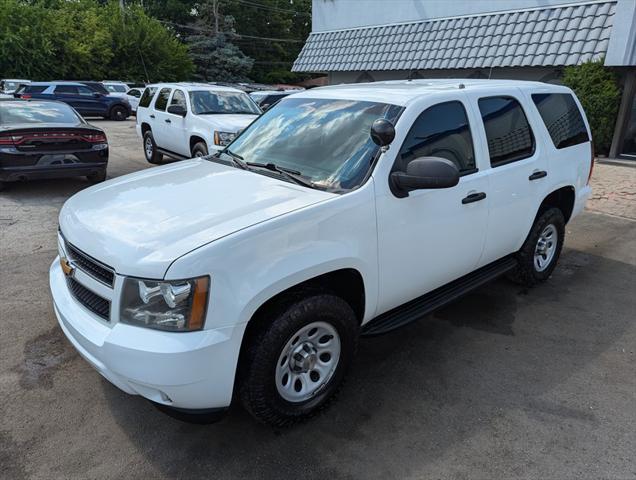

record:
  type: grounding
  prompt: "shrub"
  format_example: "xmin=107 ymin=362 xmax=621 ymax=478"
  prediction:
xmin=562 ymin=59 xmax=622 ymax=155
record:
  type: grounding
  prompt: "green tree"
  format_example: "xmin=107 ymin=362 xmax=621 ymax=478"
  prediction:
xmin=563 ymin=59 xmax=622 ymax=155
xmin=184 ymin=0 xmax=253 ymax=81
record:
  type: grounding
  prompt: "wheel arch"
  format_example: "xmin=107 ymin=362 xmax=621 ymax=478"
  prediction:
xmin=189 ymin=135 xmax=208 ymax=155
xmin=141 ymin=122 xmax=152 ymax=135
xmin=536 ymin=186 xmax=575 ymax=224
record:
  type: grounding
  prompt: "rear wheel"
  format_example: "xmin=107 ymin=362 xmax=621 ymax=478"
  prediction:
xmin=87 ymin=169 xmax=107 ymax=184
xmin=239 ymin=293 xmax=358 ymax=427
xmin=191 ymin=142 xmax=208 ymax=158
xmin=509 ymin=207 xmax=565 ymax=286
xmin=109 ymin=105 xmax=128 ymax=121
xmin=143 ymin=131 xmax=163 ymax=164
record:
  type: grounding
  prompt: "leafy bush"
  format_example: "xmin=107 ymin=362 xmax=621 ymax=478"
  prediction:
xmin=562 ymin=59 xmax=621 ymax=155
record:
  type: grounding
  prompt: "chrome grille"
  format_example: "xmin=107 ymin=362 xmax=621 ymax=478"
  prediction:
xmin=66 ymin=242 xmax=115 ymax=287
xmin=66 ymin=276 xmax=111 ymax=321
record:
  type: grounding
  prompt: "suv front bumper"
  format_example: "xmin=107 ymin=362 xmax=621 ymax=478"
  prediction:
xmin=49 ymin=258 xmax=245 ymax=410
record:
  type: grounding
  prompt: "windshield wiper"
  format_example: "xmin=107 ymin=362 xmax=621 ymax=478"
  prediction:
xmin=246 ymin=162 xmax=315 ymax=189
xmin=220 ymin=149 xmax=248 ymax=169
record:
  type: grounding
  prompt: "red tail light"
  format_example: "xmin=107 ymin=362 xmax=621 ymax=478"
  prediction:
xmin=587 ymin=141 xmax=595 ymax=185
xmin=20 ymin=94 xmax=31 ymax=99
xmin=82 ymin=133 xmax=107 ymax=143
xmin=0 ymin=135 xmax=17 ymax=145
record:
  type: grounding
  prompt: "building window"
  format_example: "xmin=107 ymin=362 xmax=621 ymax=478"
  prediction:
xmin=478 ymin=96 xmax=535 ymax=167
xmin=620 ymin=94 xmax=636 ymax=157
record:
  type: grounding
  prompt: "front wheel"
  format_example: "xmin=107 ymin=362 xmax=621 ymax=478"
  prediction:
xmin=509 ymin=207 xmax=565 ymax=286
xmin=87 ymin=169 xmax=107 ymax=184
xmin=191 ymin=142 xmax=208 ymax=158
xmin=239 ymin=293 xmax=358 ymax=427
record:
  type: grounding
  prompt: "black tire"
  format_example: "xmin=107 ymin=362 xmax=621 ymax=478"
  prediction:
xmin=143 ymin=131 xmax=163 ymax=164
xmin=508 ymin=207 xmax=565 ymax=286
xmin=191 ymin=142 xmax=208 ymax=158
xmin=87 ymin=169 xmax=107 ymax=184
xmin=109 ymin=105 xmax=128 ymax=121
xmin=239 ymin=293 xmax=358 ymax=427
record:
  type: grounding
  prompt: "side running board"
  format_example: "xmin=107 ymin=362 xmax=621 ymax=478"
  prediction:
xmin=361 ymin=256 xmax=518 ymax=336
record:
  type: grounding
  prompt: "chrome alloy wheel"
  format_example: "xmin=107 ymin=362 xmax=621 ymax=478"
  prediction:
xmin=144 ymin=137 xmax=153 ymax=159
xmin=275 ymin=321 xmax=341 ymax=403
xmin=534 ymin=224 xmax=557 ymax=272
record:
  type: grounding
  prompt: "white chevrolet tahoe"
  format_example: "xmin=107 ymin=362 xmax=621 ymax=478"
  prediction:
xmin=135 ymin=83 xmax=261 ymax=163
xmin=51 ymin=80 xmax=593 ymax=426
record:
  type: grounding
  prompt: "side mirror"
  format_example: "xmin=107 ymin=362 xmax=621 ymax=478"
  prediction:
xmin=370 ymin=118 xmax=395 ymax=147
xmin=93 ymin=92 xmax=102 ymax=98
xmin=167 ymin=104 xmax=187 ymax=117
xmin=390 ymin=156 xmax=460 ymax=197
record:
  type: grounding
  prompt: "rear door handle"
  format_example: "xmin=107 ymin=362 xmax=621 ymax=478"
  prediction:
xmin=165 ymin=119 xmax=171 ymax=123
xmin=529 ymin=170 xmax=547 ymax=181
xmin=149 ymin=114 xmax=155 ymax=119
xmin=462 ymin=192 xmax=487 ymax=204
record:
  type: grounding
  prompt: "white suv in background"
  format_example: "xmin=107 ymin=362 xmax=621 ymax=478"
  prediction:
xmin=52 ymin=80 xmax=592 ymax=426
xmin=135 ymin=83 xmax=261 ymax=163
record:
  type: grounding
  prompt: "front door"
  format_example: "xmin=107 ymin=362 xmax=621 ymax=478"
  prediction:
xmin=375 ymin=96 xmax=490 ymax=315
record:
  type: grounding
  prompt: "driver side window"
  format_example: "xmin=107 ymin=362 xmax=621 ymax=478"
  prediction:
xmin=396 ymin=101 xmax=476 ymax=175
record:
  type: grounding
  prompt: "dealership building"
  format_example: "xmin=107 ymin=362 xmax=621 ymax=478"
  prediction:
xmin=293 ymin=0 xmax=636 ymax=159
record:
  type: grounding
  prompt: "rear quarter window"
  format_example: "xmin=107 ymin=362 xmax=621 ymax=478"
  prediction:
xmin=531 ymin=93 xmax=589 ymax=149
xmin=139 ymin=87 xmax=157 ymax=108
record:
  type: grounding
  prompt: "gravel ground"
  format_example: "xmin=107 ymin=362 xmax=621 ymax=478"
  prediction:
xmin=1 ymin=120 xmax=635 ymax=479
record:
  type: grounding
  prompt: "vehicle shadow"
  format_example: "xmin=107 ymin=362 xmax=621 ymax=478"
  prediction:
xmin=101 ymin=247 xmax=635 ymax=479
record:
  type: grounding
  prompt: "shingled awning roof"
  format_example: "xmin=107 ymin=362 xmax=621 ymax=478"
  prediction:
xmin=293 ymin=1 xmax=616 ymax=73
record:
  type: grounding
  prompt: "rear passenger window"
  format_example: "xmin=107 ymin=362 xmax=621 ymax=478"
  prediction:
xmin=154 ymin=88 xmax=171 ymax=111
xmin=139 ymin=87 xmax=157 ymax=108
xmin=478 ymin=96 xmax=535 ymax=167
xmin=532 ymin=93 xmax=589 ymax=149
xmin=55 ymin=85 xmax=79 ymax=95
xmin=396 ymin=101 xmax=476 ymax=174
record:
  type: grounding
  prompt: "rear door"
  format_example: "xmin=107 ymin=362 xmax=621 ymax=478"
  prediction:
xmin=464 ymin=89 xmax=550 ymax=266
xmin=53 ymin=85 xmax=83 ymax=112
xmin=151 ymin=87 xmax=172 ymax=150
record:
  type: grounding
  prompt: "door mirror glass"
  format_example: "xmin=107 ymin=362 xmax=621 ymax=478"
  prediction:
xmin=167 ymin=104 xmax=187 ymax=117
xmin=391 ymin=156 xmax=460 ymax=197
xmin=370 ymin=118 xmax=396 ymax=146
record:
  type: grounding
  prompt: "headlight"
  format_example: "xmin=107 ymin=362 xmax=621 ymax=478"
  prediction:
xmin=120 ymin=276 xmax=209 ymax=331
xmin=213 ymin=130 xmax=236 ymax=146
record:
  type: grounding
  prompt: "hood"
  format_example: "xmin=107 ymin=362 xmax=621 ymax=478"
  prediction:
xmin=59 ymin=159 xmax=333 ymax=278
xmin=196 ymin=113 xmax=258 ymax=132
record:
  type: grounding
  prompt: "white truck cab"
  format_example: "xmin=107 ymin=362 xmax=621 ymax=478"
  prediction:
xmin=135 ymin=83 xmax=261 ymax=162
xmin=51 ymin=79 xmax=593 ymax=426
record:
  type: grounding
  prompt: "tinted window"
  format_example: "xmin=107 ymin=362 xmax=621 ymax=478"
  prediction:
xmin=532 ymin=93 xmax=589 ymax=149
xmin=77 ymin=86 xmax=95 ymax=96
xmin=139 ymin=87 xmax=157 ymax=108
xmin=0 ymin=102 xmax=80 ymax=124
xmin=478 ymin=96 xmax=535 ymax=166
xmin=55 ymin=85 xmax=79 ymax=95
xmin=23 ymin=85 xmax=47 ymax=94
xmin=170 ymin=89 xmax=187 ymax=110
xmin=128 ymin=89 xmax=141 ymax=98
xmin=154 ymin=88 xmax=171 ymax=111
xmin=396 ymin=101 xmax=476 ymax=174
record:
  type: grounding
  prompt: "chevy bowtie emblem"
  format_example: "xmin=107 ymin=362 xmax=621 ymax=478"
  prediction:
xmin=60 ymin=257 xmax=75 ymax=277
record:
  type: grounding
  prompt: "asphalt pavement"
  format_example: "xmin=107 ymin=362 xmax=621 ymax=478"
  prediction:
xmin=1 ymin=119 xmax=635 ymax=479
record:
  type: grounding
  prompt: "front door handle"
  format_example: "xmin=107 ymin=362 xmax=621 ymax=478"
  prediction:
xmin=529 ymin=170 xmax=547 ymax=181
xmin=165 ymin=119 xmax=171 ymax=123
xmin=462 ymin=192 xmax=487 ymax=204
xmin=149 ymin=114 xmax=155 ymax=119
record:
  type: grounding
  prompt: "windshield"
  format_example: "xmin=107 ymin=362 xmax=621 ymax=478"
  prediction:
xmin=3 ymin=81 xmax=21 ymax=91
xmin=225 ymin=97 xmax=402 ymax=192
xmin=0 ymin=102 xmax=81 ymax=124
xmin=189 ymin=90 xmax=261 ymax=115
